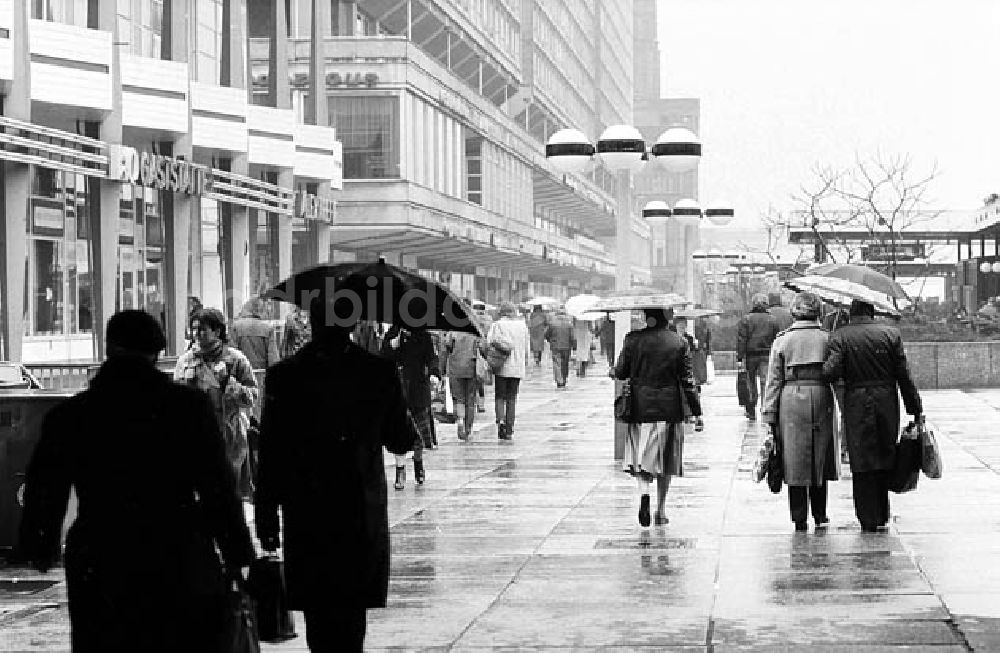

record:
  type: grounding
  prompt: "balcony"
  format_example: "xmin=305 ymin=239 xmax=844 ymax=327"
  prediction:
xmin=120 ymin=54 xmax=189 ymax=133
xmin=29 ymin=20 xmax=112 ymax=113
xmin=293 ymin=122 xmax=342 ymax=187
xmin=190 ymin=82 xmax=248 ymax=152
xmin=247 ymin=105 xmax=296 ymax=168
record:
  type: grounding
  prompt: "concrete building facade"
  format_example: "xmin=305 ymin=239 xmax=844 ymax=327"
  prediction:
xmin=0 ymin=0 xmax=341 ymax=363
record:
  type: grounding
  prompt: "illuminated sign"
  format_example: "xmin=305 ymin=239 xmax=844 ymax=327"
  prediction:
xmin=108 ymin=144 xmax=211 ymax=195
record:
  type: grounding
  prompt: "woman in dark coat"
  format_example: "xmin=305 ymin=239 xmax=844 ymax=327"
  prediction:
xmin=255 ymin=307 xmax=413 ymax=651
xmin=762 ymin=292 xmax=838 ymax=531
xmin=612 ymin=308 xmax=703 ymax=527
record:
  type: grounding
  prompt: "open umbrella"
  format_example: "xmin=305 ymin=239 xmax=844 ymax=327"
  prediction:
xmin=525 ymin=296 xmax=558 ymax=307
xmin=263 ymin=259 xmax=482 ymax=335
xmin=675 ymin=307 xmax=722 ymax=319
xmin=564 ymin=294 xmax=602 ymax=320
xmin=784 ymin=275 xmax=901 ymax=317
xmin=591 ymin=289 xmax=688 ymax=313
xmin=807 ymin=263 xmax=910 ymax=302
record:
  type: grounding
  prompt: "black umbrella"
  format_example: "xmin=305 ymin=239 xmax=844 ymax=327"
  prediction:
xmin=263 ymin=259 xmax=482 ymax=336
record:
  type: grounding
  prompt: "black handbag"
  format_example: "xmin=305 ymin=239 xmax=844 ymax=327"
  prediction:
xmin=766 ymin=429 xmax=783 ymax=493
xmin=614 ymin=380 xmax=633 ymax=422
xmin=889 ymin=424 xmax=922 ymax=493
xmin=248 ymin=556 xmax=297 ymax=644
xmin=224 ymin=580 xmax=261 ymax=653
xmin=737 ymin=370 xmax=751 ymax=407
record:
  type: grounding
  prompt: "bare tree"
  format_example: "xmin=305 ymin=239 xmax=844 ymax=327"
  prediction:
xmin=736 ymin=204 xmax=814 ymax=275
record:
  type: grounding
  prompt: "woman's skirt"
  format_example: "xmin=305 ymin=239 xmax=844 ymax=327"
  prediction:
xmin=623 ymin=421 xmax=684 ymax=478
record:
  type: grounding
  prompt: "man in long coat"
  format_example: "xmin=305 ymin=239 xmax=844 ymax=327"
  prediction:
xmin=737 ymin=293 xmax=782 ymax=420
xmin=544 ymin=310 xmax=577 ymax=389
xmin=528 ymin=305 xmax=549 ymax=365
xmin=19 ymin=310 xmax=254 ymax=652
xmin=255 ymin=299 xmax=413 ymax=651
xmin=823 ymin=299 xmax=923 ymax=532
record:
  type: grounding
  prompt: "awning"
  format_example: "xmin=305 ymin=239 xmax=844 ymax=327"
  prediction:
xmin=532 ymin=167 xmax=617 ymax=234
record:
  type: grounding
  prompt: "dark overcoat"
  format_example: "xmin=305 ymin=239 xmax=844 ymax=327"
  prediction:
xmin=381 ymin=329 xmax=441 ymax=409
xmin=528 ymin=309 xmax=548 ymax=353
xmin=613 ymin=325 xmax=702 ymax=423
xmin=823 ymin=316 xmax=922 ymax=473
xmin=254 ymin=339 xmax=413 ymax=609
xmin=761 ymin=321 xmax=838 ymax=486
xmin=18 ymin=357 xmax=254 ymax=650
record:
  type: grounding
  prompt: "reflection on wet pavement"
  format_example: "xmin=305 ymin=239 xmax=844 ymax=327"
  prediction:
xmin=2 ymin=367 xmax=999 ymax=651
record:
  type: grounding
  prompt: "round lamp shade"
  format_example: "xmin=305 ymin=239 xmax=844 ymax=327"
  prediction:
xmin=708 ymin=247 xmax=724 ymax=258
xmin=545 ymin=128 xmax=594 ymax=174
xmin=705 ymin=200 xmax=735 ymax=226
xmin=992 ymin=262 xmax=1000 ymax=274
xmin=651 ymin=127 xmax=701 ymax=172
xmin=642 ymin=200 xmax=672 ymax=224
xmin=673 ymin=198 xmax=702 ymax=226
xmin=596 ymin=124 xmax=646 ymax=173
xmin=691 ymin=249 xmax=708 ymax=259
xmin=981 ymin=262 xmax=992 ymax=273
xmin=725 ymin=266 xmax=740 ymax=275
xmin=724 ymin=250 xmax=741 ymax=259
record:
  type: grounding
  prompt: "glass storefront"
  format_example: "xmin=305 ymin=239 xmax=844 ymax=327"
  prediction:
xmin=249 ymin=208 xmax=278 ymax=318
xmin=25 ymin=169 xmax=94 ymax=348
xmin=331 ymin=95 xmax=400 ymax=179
xmin=117 ymin=185 xmax=167 ymax=332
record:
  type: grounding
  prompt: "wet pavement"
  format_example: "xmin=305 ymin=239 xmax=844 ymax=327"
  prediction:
xmin=3 ymin=359 xmax=1000 ymax=651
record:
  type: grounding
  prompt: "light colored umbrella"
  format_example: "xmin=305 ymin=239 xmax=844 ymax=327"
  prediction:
xmin=525 ymin=296 xmax=559 ymax=307
xmin=675 ymin=307 xmax=722 ymax=319
xmin=784 ymin=275 xmax=902 ymax=317
xmin=591 ymin=291 xmax=688 ymax=313
xmin=564 ymin=294 xmax=602 ymax=320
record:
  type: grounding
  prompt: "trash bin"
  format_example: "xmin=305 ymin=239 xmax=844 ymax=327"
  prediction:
xmin=0 ymin=389 xmax=75 ymax=558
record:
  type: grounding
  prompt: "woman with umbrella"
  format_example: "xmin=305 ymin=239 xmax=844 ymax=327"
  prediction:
xmin=612 ymin=307 xmax=703 ymax=527
xmin=761 ymin=292 xmax=838 ymax=531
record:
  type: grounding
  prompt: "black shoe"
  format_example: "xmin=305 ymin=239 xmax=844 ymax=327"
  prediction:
xmin=497 ymin=423 xmax=507 ymax=439
xmin=638 ymin=494 xmax=651 ymax=527
xmin=414 ymin=460 xmax=425 ymax=485
xmin=860 ymin=523 xmax=878 ymax=533
xmin=394 ymin=466 xmax=405 ymax=490
xmin=503 ymin=425 xmax=513 ymax=440
xmin=815 ymin=517 xmax=830 ymax=529
xmin=794 ymin=521 xmax=808 ymax=532
xmin=745 ymin=410 xmax=757 ymax=421
xmin=653 ymin=512 xmax=669 ymax=525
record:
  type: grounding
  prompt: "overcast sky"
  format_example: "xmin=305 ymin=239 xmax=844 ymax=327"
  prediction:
xmin=657 ymin=0 xmax=1000 ymax=228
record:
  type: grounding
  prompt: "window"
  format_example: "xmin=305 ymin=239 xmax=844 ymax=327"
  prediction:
xmin=116 ymin=0 xmax=164 ymax=59
xmin=33 ymin=0 xmax=89 ymax=27
xmin=465 ymin=136 xmax=482 ymax=205
xmin=330 ymin=96 xmax=400 ymax=179
xmin=26 ymin=169 xmax=94 ymax=339
xmin=116 ymin=186 xmax=165 ymax=330
xmin=195 ymin=0 xmax=224 ymax=84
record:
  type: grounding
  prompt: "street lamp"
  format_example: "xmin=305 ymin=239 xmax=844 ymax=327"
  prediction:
xmin=642 ymin=200 xmax=672 ymax=224
xmin=673 ymin=198 xmax=702 ymax=226
xmin=596 ymin=124 xmax=646 ymax=173
xmin=705 ymin=200 xmax=735 ymax=226
xmin=651 ymin=126 xmax=701 ymax=172
xmin=545 ymin=128 xmax=595 ymax=174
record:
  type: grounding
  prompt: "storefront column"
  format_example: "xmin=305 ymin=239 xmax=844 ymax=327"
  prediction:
xmin=275 ymin=169 xmax=294 ymax=319
xmin=310 ymin=181 xmax=332 ymax=265
xmin=0 ymin=0 xmax=30 ymax=361
xmin=159 ymin=137 xmax=193 ymax=356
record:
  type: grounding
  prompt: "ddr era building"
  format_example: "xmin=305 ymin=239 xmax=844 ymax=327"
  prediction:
xmin=0 ymin=0 xmax=654 ymax=364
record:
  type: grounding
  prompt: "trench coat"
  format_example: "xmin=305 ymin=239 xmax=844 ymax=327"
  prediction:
xmin=822 ymin=316 xmax=922 ymax=473
xmin=446 ymin=331 xmax=482 ymax=379
xmin=254 ymin=339 xmax=413 ymax=609
xmin=762 ymin=321 xmax=839 ymax=486
xmin=528 ymin=309 xmax=548 ymax=353
xmin=573 ymin=320 xmax=595 ymax=362
xmin=19 ymin=357 xmax=254 ymax=650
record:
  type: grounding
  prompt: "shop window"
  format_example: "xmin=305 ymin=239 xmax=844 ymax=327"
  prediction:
xmin=250 ymin=209 xmax=279 ymax=314
xmin=330 ymin=95 xmax=400 ymax=179
xmin=116 ymin=186 xmax=166 ymax=331
xmin=25 ymin=170 xmax=94 ymax=341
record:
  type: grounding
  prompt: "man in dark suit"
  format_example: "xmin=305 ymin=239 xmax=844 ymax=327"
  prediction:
xmin=255 ymin=298 xmax=414 ymax=652
xmin=19 ymin=310 xmax=254 ymax=653
xmin=737 ymin=293 xmax=782 ymax=420
xmin=823 ymin=299 xmax=923 ymax=532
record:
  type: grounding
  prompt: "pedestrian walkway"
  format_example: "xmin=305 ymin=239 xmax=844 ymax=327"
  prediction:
xmin=2 ymin=359 xmax=1000 ymax=651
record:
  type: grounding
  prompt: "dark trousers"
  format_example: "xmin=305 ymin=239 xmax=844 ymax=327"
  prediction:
xmin=494 ymin=376 xmax=521 ymax=429
xmin=744 ymin=356 xmax=768 ymax=410
xmin=551 ymin=349 xmax=571 ymax=386
xmin=604 ymin=343 xmax=615 ymax=366
xmin=533 ymin=349 xmax=543 ymax=364
xmin=852 ymin=470 xmax=891 ymax=529
xmin=449 ymin=376 xmax=478 ymax=430
xmin=788 ymin=483 xmax=828 ymax=524
xmin=304 ymin=607 xmax=367 ymax=652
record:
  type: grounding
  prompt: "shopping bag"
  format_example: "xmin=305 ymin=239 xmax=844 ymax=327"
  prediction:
xmin=224 ymin=580 xmax=261 ymax=653
xmin=752 ymin=432 xmax=774 ymax=483
xmin=613 ymin=380 xmax=633 ymax=422
xmin=248 ymin=556 xmax=297 ymax=644
xmin=766 ymin=432 xmax=783 ymax=494
xmin=918 ymin=422 xmax=943 ymax=479
xmin=706 ymin=355 xmax=716 ymax=385
xmin=736 ymin=370 xmax=751 ymax=407
xmin=889 ymin=424 xmax=921 ymax=494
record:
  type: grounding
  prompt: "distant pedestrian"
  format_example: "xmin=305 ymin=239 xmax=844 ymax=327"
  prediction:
xmin=475 ymin=308 xmax=494 ymax=412
xmin=762 ymin=292 xmax=838 ymax=532
xmin=282 ymin=305 xmax=312 ymax=358
xmin=673 ymin=315 xmax=705 ymax=432
xmin=823 ymin=299 xmax=923 ymax=532
xmin=19 ymin=310 xmax=254 ymax=653
xmin=175 ymin=308 xmax=259 ymax=498
xmin=573 ymin=318 xmax=596 ymax=376
xmin=597 ymin=316 xmax=616 ymax=366
xmin=382 ymin=325 xmax=442 ymax=488
xmin=255 ymin=297 xmax=413 ymax=652
xmin=769 ymin=291 xmax=794 ymax=331
xmin=231 ymin=297 xmax=280 ymax=371
xmin=185 ymin=295 xmax=203 ymax=345
xmin=612 ymin=308 xmax=703 ymax=527
xmin=487 ymin=301 xmax=530 ymax=439
xmin=528 ymin=305 xmax=549 ymax=365
xmin=545 ymin=310 xmax=576 ymax=388
xmin=446 ymin=328 xmax=483 ymax=440
xmin=736 ymin=293 xmax=782 ymax=420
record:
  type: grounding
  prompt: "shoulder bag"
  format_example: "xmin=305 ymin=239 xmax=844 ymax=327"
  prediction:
xmin=614 ymin=379 xmax=633 ymax=422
